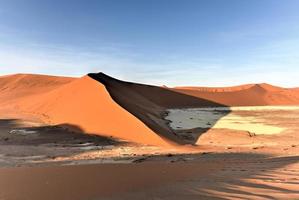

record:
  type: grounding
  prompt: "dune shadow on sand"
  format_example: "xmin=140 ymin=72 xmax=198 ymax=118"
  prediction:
xmin=0 ymin=118 xmax=126 ymax=146
xmin=88 ymin=72 xmax=231 ymax=145
xmin=175 ymin=153 xmax=299 ymax=200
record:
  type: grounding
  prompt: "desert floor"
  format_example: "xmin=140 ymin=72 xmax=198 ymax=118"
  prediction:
xmin=0 ymin=106 xmax=298 ymax=199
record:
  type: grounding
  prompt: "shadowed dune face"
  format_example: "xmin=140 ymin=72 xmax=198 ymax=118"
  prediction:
xmin=88 ymin=73 xmax=229 ymax=145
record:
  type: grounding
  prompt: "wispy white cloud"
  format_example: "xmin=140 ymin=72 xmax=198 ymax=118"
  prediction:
xmin=0 ymin=33 xmax=299 ymax=87
xmin=0 ymin=42 xmax=134 ymax=77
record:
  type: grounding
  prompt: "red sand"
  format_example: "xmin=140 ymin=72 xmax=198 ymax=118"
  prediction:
xmin=1 ymin=73 xmax=299 ymax=146
xmin=1 ymin=73 xmax=299 ymax=200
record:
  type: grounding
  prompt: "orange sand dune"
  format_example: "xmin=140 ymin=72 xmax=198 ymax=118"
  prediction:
xmin=173 ymin=83 xmax=299 ymax=106
xmin=19 ymin=75 xmax=171 ymax=146
xmin=0 ymin=73 xmax=225 ymax=145
xmin=1 ymin=73 xmax=299 ymax=146
xmin=176 ymin=83 xmax=284 ymax=92
xmin=88 ymin=73 xmax=224 ymax=145
xmin=0 ymin=74 xmax=76 ymax=105
xmin=176 ymin=83 xmax=256 ymax=92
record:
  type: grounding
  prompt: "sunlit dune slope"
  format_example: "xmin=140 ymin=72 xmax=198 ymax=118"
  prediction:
xmin=22 ymin=75 xmax=171 ymax=146
xmin=173 ymin=83 xmax=299 ymax=106
xmin=0 ymin=74 xmax=76 ymax=105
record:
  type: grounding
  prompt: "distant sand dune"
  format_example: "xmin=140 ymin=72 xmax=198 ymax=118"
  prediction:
xmin=173 ymin=83 xmax=299 ymax=106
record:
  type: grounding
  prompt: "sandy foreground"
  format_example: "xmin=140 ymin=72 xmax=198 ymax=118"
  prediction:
xmin=0 ymin=106 xmax=299 ymax=199
xmin=0 ymin=154 xmax=298 ymax=200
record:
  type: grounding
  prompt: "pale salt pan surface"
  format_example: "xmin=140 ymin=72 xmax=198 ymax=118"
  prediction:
xmin=165 ymin=106 xmax=299 ymax=135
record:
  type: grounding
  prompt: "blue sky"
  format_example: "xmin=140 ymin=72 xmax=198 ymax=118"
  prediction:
xmin=1 ymin=0 xmax=299 ymax=87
